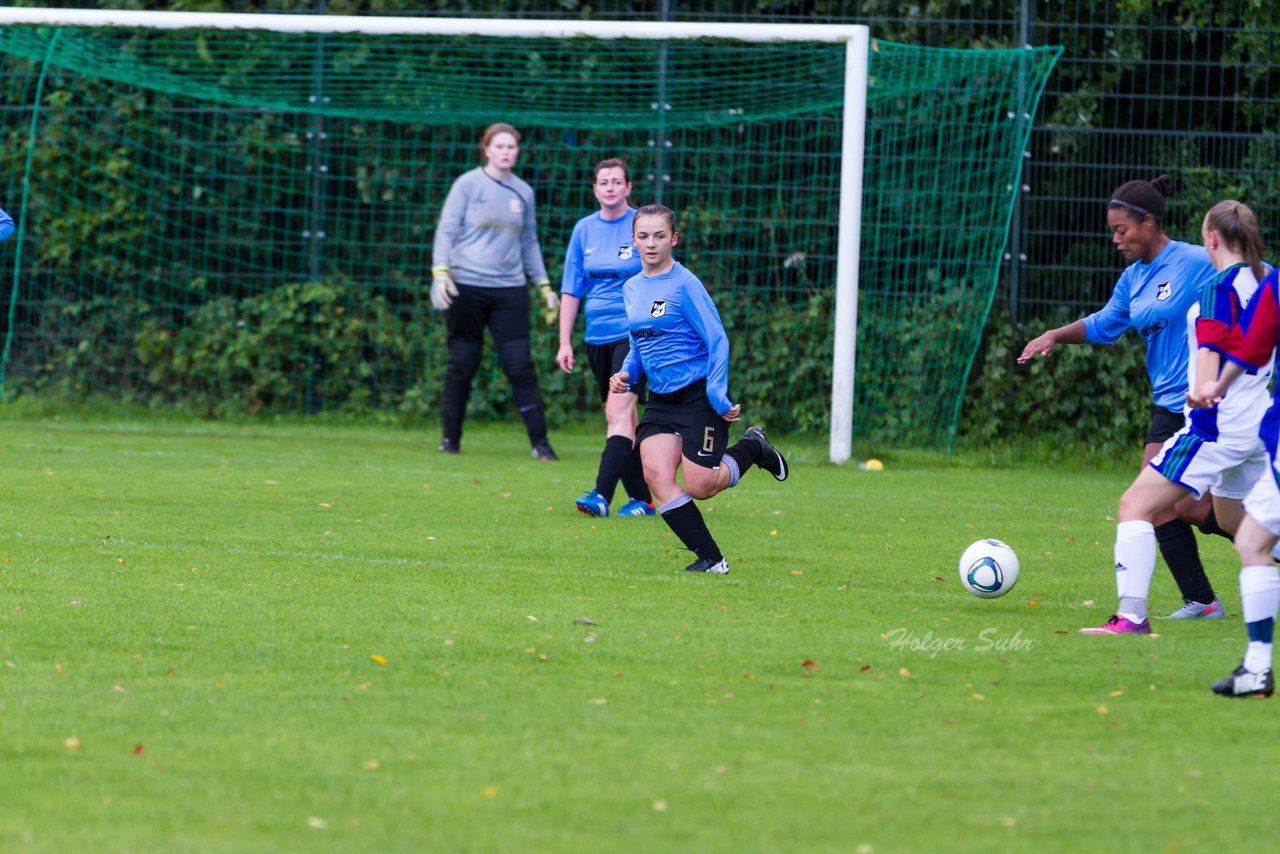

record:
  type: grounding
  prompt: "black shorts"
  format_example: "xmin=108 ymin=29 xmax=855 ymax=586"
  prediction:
xmin=1145 ymin=405 xmax=1186 ymax=445
xmin=635 ymin=379 xmax=728 ymax=470
xmin=586 ymin=338 xmax=647 ymax=404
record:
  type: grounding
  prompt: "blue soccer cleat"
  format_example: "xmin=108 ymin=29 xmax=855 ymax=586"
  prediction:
xmin=575 ymin=489 xmax=609 ymax=518
xmin=616 ymin=498 xmax=655 ymax=517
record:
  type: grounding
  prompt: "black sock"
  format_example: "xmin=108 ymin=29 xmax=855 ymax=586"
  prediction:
xmin=1156 ymin=519 xmax=1215 ymax=604
xmin=723 ymin=437 xmax=760 ymax=480
xmin=1198 ymin=505 xmax=1234 ymax=542
xmin=658 ymin=496 xmax=722 ymax=562
xmin=619 ymin=445 xmax=651 ymax=503
xmin=595 ymin=435 xmax=634 ymax=504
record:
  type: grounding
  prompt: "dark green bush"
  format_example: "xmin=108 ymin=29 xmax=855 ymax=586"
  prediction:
xmin=959 ymin=308 xmax=1152 ymax=457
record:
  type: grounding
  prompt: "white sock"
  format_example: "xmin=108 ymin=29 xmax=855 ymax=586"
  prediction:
xmin=1115 ymin=520 xmax=1156 ymax=623
xmin=1240 ymin=564 xmax=1280 ymax=672
xmin=1244 ymin=642 xmax=1273 ymax=674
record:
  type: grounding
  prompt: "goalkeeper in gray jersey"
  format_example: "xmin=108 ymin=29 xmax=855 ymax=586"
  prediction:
xmin=431 ymin=123 xmax=560 ymax=460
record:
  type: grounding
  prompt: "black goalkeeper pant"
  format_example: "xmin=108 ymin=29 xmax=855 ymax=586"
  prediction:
xmin=441 ymin=283 xmax=548 ymax=446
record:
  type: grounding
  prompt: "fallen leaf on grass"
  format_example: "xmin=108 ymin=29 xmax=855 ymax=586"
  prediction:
xmin=859 ymin=665 xmax=872 ymax=672
xmin=481 ymin=786 xmax=498 ymax=798
xmin=371 ymin=655 xmax=387 ymax=665
xmin=801 ymin=660 xmax=820 ymax=672
xmin=573 ymin=617 xmax=598 ymax=625
xmin=652 ymin=800 xmax=669 ymax=812
xmin=63 ymin=738 xmax=81 ymax=750
xmin=1097 ymin=705 xmax=1109 ymax=714
xmin=898 ymin=667 xmax=911 ymax=677
xmin=132 ymin=744 xmax=144 ymax=756
xmin=363 ymin=759 xmax=380 ymax=770
xmin=307 ymin=817 xmax=327 ymax=829
xmin=587 ymin=697 xmax=607 ymax=705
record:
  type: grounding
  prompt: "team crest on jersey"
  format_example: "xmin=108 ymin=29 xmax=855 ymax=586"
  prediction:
xmin=1155 ymin=280 xmax=1172 ymax=301
xmin=650 ymin=300 xmax=668 ymax=318
xmin=509 ymin=198 xmax=524 ymax=214
xmin=618 ymin=244 xmax=634 ymax=260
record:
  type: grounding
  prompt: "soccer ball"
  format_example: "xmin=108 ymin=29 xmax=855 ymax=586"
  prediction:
xmin=958 ymin=539 xmax=1020 ymax=599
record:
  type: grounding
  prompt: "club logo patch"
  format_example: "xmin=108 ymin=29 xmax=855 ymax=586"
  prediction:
xmin=618 ymin=245 xmax=634 ymax=260
xmin=509 ymin=198 xmax=524 ymax=215
xmin=650 ymin=300 xmax=668 ymax=318
xmin=1155 ymin=281 xmax=1172 ymax=301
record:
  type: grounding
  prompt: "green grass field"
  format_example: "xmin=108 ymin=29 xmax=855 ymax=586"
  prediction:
xmin=0 ymin=411 xmax=1267 ymax=852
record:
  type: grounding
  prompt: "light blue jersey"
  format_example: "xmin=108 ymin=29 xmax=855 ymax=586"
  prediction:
xmin=1083 ymin=240 xmax=1216 ymax=411
xmin=620 ymin=261 xmax=733 ymax=415
xmin=0 ymin=206 xmax=13 ymax=242
xmin=560 ymin=208 xmax=641 ymax=344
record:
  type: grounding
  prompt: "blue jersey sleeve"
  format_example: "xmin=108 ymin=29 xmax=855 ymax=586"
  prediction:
xmin=0 ymin=206 xmax=13 ymax=243
xmin=1083 ymin=276 xmax=1132 ymax=344
xmin=681 ymin=279 xmax=733 ymax=414
xmin=620 ymin=335 xmax=644 ymax=383
xmin=560 ymin=221 xmax=587 ymax=298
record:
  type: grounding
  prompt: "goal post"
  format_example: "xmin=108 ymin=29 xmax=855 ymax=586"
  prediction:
xmin=0 ymin=10 xmax=1057 ymax=451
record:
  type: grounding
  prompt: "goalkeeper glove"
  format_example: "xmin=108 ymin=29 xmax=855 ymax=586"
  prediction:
xmin=537 ymin=279 xmax=559 ymax=325
xmin=430 ymin=267 xmax=458 ymax=311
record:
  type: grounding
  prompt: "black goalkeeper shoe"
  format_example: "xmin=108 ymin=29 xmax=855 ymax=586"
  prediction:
xmin=1212 ymin=663 xmax=1274 ymax=698
xmin=439 ymin=438 xmax=460 ymax=455
xmin=683 ymin=556 xmax=730 ymax=575
xmin=531 ymin=438 xmax=559 ymax=462
xmin=743 ymin=426 xmax=788 ymax=481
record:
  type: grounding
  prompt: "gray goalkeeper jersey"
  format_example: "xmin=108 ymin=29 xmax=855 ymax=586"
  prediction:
xmin=432 ymin=167 xmax=548 ymax=289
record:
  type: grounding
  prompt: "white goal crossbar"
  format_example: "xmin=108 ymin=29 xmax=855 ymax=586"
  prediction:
xmin=0 ymin=8 xmax=868 ymax=464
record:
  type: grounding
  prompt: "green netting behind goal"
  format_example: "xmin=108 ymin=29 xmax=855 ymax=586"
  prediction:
xmin=0 ymin=24 xmax=1058 ymax=446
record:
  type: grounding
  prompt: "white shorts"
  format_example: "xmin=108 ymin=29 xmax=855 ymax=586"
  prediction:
xmin=1244 ymin=468 xmax=1280 ymax=538
xmin=1149 ymin=427 xmax=1268 ymax=500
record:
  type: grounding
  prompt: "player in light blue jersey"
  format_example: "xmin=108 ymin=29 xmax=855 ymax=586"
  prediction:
xmin=608 ymin=205 xmax=789 ymax=575
xmin=1080 ymin=201 xmax=1270 ymax=635
xmin=557 ymin=159 xmax=653 ymax=518
xmin=1019 ymin=175 xmax=1225 ymax=620
xmin=0 ymin=206 xmax=13 ymax=243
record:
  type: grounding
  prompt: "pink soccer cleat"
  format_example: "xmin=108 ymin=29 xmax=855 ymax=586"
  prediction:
xmin=1079 ymin=614 xmax=1151 ymax=635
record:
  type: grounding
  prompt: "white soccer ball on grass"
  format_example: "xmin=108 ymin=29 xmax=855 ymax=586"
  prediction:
xmin=958 ymin=539 xmax=1020 ymax=599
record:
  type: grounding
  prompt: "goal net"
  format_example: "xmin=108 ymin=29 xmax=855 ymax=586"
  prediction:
xmin=0 ymin=11 xmax=1058 ymax=452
